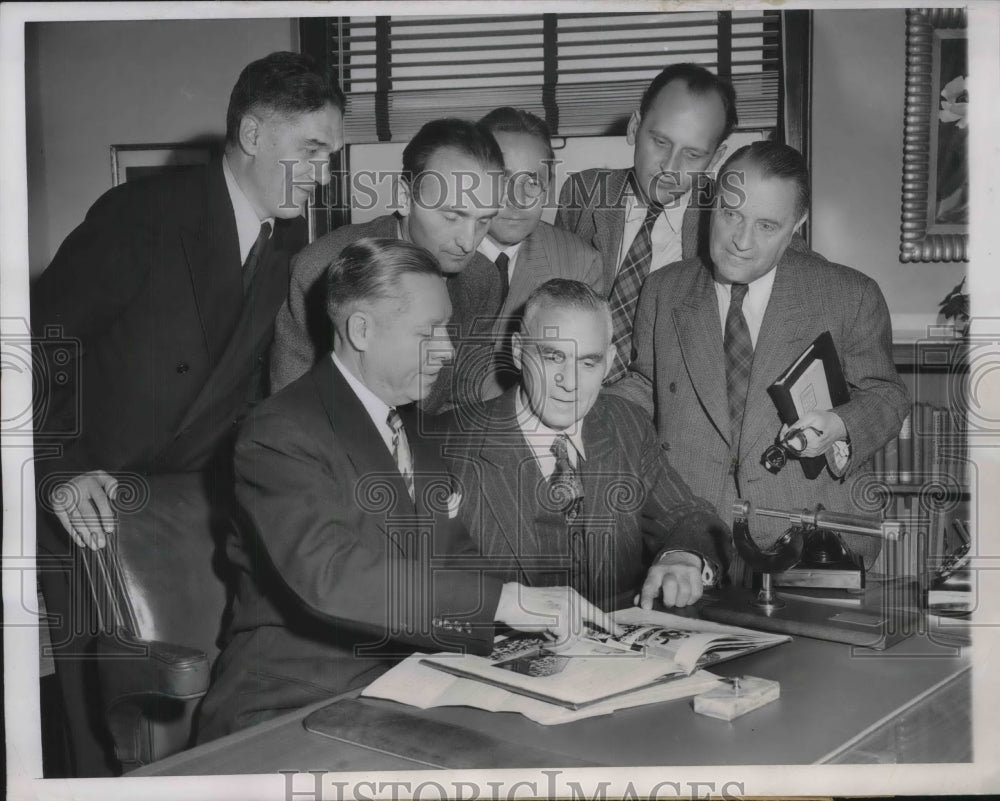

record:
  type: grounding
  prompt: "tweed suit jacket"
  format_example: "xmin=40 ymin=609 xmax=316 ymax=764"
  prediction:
xmin=197 ymin=357 xmax=503 ymax=741
xmin=269 ymin=213 xmax=502 ymax=412
xmin=609 ymin=248 xmax=910 ymax=570
xmin=442 ymin=389 xmax=731 ymax=610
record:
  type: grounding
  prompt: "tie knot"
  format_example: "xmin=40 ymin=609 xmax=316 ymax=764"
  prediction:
xmin=387 ymin=408 xmax=403 ymax=433
xmin=643 ymin=202 xmax=664 ymax=225
xmin=550 ymin=433 xmax=571 ymax=461
xmin=495 ymin=252 xmax=510 ymax=271
xmin=257 ymin=221 xmax=272 ymax=243
xmin=730 ymin=282 xmax=749 ymax=305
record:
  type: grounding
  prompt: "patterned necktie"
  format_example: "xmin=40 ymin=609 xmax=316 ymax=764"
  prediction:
xmin=724 ymin=282 xmax=754 ymax=454
xmin=495 ymin=252 xmax=510 ymax=314
xmin=549 ymin=434 xmax=584 ymax=522
xmin=242 ymin=221 xmax=272 ymax=295
xmin=387 ymin=409 xmax=415 ymax=503
xmin=606 ymin=200 xmax=663 ymax=383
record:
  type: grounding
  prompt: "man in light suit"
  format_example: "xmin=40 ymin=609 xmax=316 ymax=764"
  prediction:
xmin=555 ymin=63 xmax=736 ymax=382
xmin=474 ymin=107 xmax=604 ymax=399
xmin=270 ymin=118 xmax=506 ymax=412
xmin=444 ymin=279 xmax=730 ymax=612
xmin=31 ymin=52 xmax=342 ymax=774
xmin=197 ymin=240 xmax=618 ymax=741
xmin=612 ymin=142 xmax=910 ymax=580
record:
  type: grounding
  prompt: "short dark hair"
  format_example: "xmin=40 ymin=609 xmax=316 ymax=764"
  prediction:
xmin=522 ymin=279 xmax=612 ymax=339
xmin=401 ymin=118 xmax=505 ymax=198
xmin=326 ymin=238 xmax=442 ymax=333
xmin=639 ymin=63 xmax=738 ymax=146
xmin=226 ymin=52 xmax=345 ymax=145
xmin=718 ymin=141 xmax=811 ymax=218
xmin=479 ymin=107 xmax=555 ymax=177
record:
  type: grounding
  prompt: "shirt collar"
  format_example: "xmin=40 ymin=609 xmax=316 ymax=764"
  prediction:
xmin=623 ymin=182 xmax=690 ymax=235
xmin=223 ymin=153 xmax=275 ymax=264
xmin=713 ymin=261 xmax=779 ymax=302
xmin=514 ymin=388 xmax=586 ymax=462
xmin=330 ymin=351 xmax=394 ymax=443
xmin=478 ymin=236 xmax=523 ymax=264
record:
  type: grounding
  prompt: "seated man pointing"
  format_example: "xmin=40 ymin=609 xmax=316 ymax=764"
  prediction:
xmin=197 ymin=241 xmax=617 ymax=741
xmin=443 ymin=279 xmax=730 ymax=612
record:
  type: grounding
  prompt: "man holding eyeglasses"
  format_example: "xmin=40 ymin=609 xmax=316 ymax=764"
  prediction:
xmin=475 ymin=107 xmax=604 ymax=400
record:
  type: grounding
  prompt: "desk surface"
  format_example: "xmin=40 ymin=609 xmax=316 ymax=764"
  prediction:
xmin=133 ymin=626 xmax=971 ymax=776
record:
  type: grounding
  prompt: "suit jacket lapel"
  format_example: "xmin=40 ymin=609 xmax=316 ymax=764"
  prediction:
xmin=180 ymin=161 xmax=242 ymax=364
xmin=673 ymin=261 xmax=730 ymax=443
xmin=578 ymin=410 xmax=619 ymax=589
xmin=505 ymin=231 xmax=552 ymax=319
xmin=740 ymin=257 xmax=812 ymax=456
xmin=593 ymin=169 xmax=630 ymax=293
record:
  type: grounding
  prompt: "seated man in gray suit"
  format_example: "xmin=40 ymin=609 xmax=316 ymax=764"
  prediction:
xmin=198 ymin=240 xmax=618 ymax=741
xmin=475 ymin=107 xmax=605 ymax=399
xmin=556 ymin=63 xmax=736 ymax=383
xmin=270 ymin=118 xmax=506 ymax=411
xmin=443 ymin=279 xmax=730 ymax=612
xmin=613 ymin=141 xmax=910 ymax=582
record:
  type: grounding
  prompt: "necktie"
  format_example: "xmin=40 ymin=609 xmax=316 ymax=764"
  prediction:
xmin=606 ymin=200 xmax=663 ymax=383
xmin=387 ymin=409 xmax=415 ymax=503
xmin=242 ymin=221 xmax=272 ymax=295
xmin=495 ymin=252 xmax=510 ymax=314
xmin=549 ymin=434 xmax=584 ymax=522
xmin=724 ymin=282 xmax=754 ymax=455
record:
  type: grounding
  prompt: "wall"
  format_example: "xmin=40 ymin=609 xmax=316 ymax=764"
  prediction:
xmin=25 ymin=18 xmax=296 ymax=278
xmin=811 ymin=9 xmax=967 ymax=340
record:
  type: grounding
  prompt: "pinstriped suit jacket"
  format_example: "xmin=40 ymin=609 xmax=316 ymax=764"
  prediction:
xmin=609 ymin=248 xmax=910 ymax=572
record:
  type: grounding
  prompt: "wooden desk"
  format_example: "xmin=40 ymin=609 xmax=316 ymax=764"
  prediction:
xmin=132 ymin=627 xmax=970 ymax=775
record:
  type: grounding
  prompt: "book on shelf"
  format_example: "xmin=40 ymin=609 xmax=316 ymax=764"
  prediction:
xmin=867 ymin=402 xmax=968 ymax=488
xmin=767 ymin=331 xmax=850 ymax=480
xmin=897 ymin=411 xmax=913 ymax=484
xmin=418 ymin=608 xmax=790 ymax=711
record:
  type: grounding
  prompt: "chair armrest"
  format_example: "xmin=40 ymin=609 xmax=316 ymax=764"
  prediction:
xmin=97 ymin=629 xmax=210 ymax=700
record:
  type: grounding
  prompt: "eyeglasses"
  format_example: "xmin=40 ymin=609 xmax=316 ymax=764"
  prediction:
xmin=761 ymin=425 xmax=823 ymax=474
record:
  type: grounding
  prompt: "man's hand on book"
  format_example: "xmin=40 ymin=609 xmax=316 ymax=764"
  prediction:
xmin=495 ymin=584 xmax=623 ymax=646
xmin=637 ymin=551 xmax=705 ymax=610
xmin=780 ymin=410 xmax=847 ymax=458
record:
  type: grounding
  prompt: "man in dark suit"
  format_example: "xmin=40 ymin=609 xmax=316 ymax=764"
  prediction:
xmin=555 ymin=63 xmax=736 ymax=382
xmin=31 ymin=52 xmax=343 ymax=775
xmin=270 ymin=118 xmax=506 ymax=412
xmin=444 ymin=279 xmax=730 ymax=612
xmin=473 ymin=107 xmax=604 ymax=400
xmin=197 ymin=240 xmax=618 ymax=741
xmin=612 ymin=142 xmax=910 ymax=580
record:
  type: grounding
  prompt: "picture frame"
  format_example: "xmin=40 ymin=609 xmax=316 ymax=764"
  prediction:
xmin=900 ymin=7 xmax=968 ymax=262
xmin=110 ymin=142 xmax=215 ymax=186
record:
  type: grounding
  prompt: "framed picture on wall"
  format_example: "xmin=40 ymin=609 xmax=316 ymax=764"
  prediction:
xmin=900 ymin=7 xmax=968 ymax=263
xmin=110 ymin=142 xmax=216 ymax=186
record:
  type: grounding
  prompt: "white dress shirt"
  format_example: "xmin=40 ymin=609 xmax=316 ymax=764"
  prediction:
xmin=330 ymin=352 xmax=395 ymax=456
xmin=478 ymin=236 xmax=523 ymax=284
xmin=514 ymin=389 xmax=585 ymax=480
xmin=616 ymin=188 xmax=690 ymax=276
xmin=223 ymin=153 xmax=274 ymax=264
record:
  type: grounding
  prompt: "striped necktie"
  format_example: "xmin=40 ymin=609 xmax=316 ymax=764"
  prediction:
xmin=242 ymin=221 xmax=272 ymax=295
xmin=606 ymin=200 xmax=663 ymax=383
xmin=387 ymin=408 xmax=415 ymax=503
xmin=549 ymin=434 xmax=584 ymax=523
xmin=495 ymin=252 xmax=510 ymax=314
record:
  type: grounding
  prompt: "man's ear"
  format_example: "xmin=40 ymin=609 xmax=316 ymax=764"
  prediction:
xmin=396 ymin=177 xmax=412 ymax=218
xmin=602 ymin=343 xmax=617 ymax=381
xmin=794 ymin=210 xmax=809 ymax=233
xmin=626 ymin=111 xmax=641 ymax=147
xmin=511 ymin=331 xmax=525 ymax=373
xmin=345 ymin=310 xmax=371 ymax=352
xmin=238 ymin=114 xmax=262 ymax=156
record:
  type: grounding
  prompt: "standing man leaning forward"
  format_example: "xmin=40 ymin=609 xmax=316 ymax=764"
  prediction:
xmin=612 ymin=142 xmax=909 ymax=581
xmin=31 ymin=51 xmax=342 ymax=775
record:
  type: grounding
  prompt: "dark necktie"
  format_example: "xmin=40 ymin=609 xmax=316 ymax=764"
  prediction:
xmin=549 ymin=434 xmax=584 ymax=523
xmin=242 ymin=221 xmax=272 ymax=295
xmin=495 ymin=252 xmax=510 ymax=314
xmin=387 ymin=408 xmax=415 ymax=503
xmin=606 ymin=199 xmax=663 ymax=383
xmin=724 ymin=282 xmax=754 ymax=455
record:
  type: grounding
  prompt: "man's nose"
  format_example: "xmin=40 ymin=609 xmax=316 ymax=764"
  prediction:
xmin=556 ymin=366 xmax=577 ymax=392
xmin=428 ymin=330 xmax=455 ymax=364
xmin=732 ymin=219 xmax=753 ymax=252
xmin=315 ymin=158 xmax=332 ymax=187
xmin=454 ymin=220 xmax=477 ymax=253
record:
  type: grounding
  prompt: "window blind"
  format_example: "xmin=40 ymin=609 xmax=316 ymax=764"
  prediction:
xmin=311 ymin=11 xmax=782 ymax=144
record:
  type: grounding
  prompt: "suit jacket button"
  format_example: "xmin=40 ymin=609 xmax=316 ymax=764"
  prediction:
xmin=176 ymin=362 xmax=190 ymax=374
xmin=669 ymin=382 xmax=677 ymax=393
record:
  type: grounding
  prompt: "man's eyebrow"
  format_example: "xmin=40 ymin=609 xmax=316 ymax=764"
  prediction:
xmin=444 ymin=205 xmax=500 ymax=220
xmin=579 ymin=351 xmax=606 ymax=362
xmin=303 ymin=137 xmax=333 ymax=149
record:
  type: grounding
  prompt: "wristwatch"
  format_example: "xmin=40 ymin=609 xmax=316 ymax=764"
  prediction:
xmin=655 ymin=549 xmax=719 ymax=588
